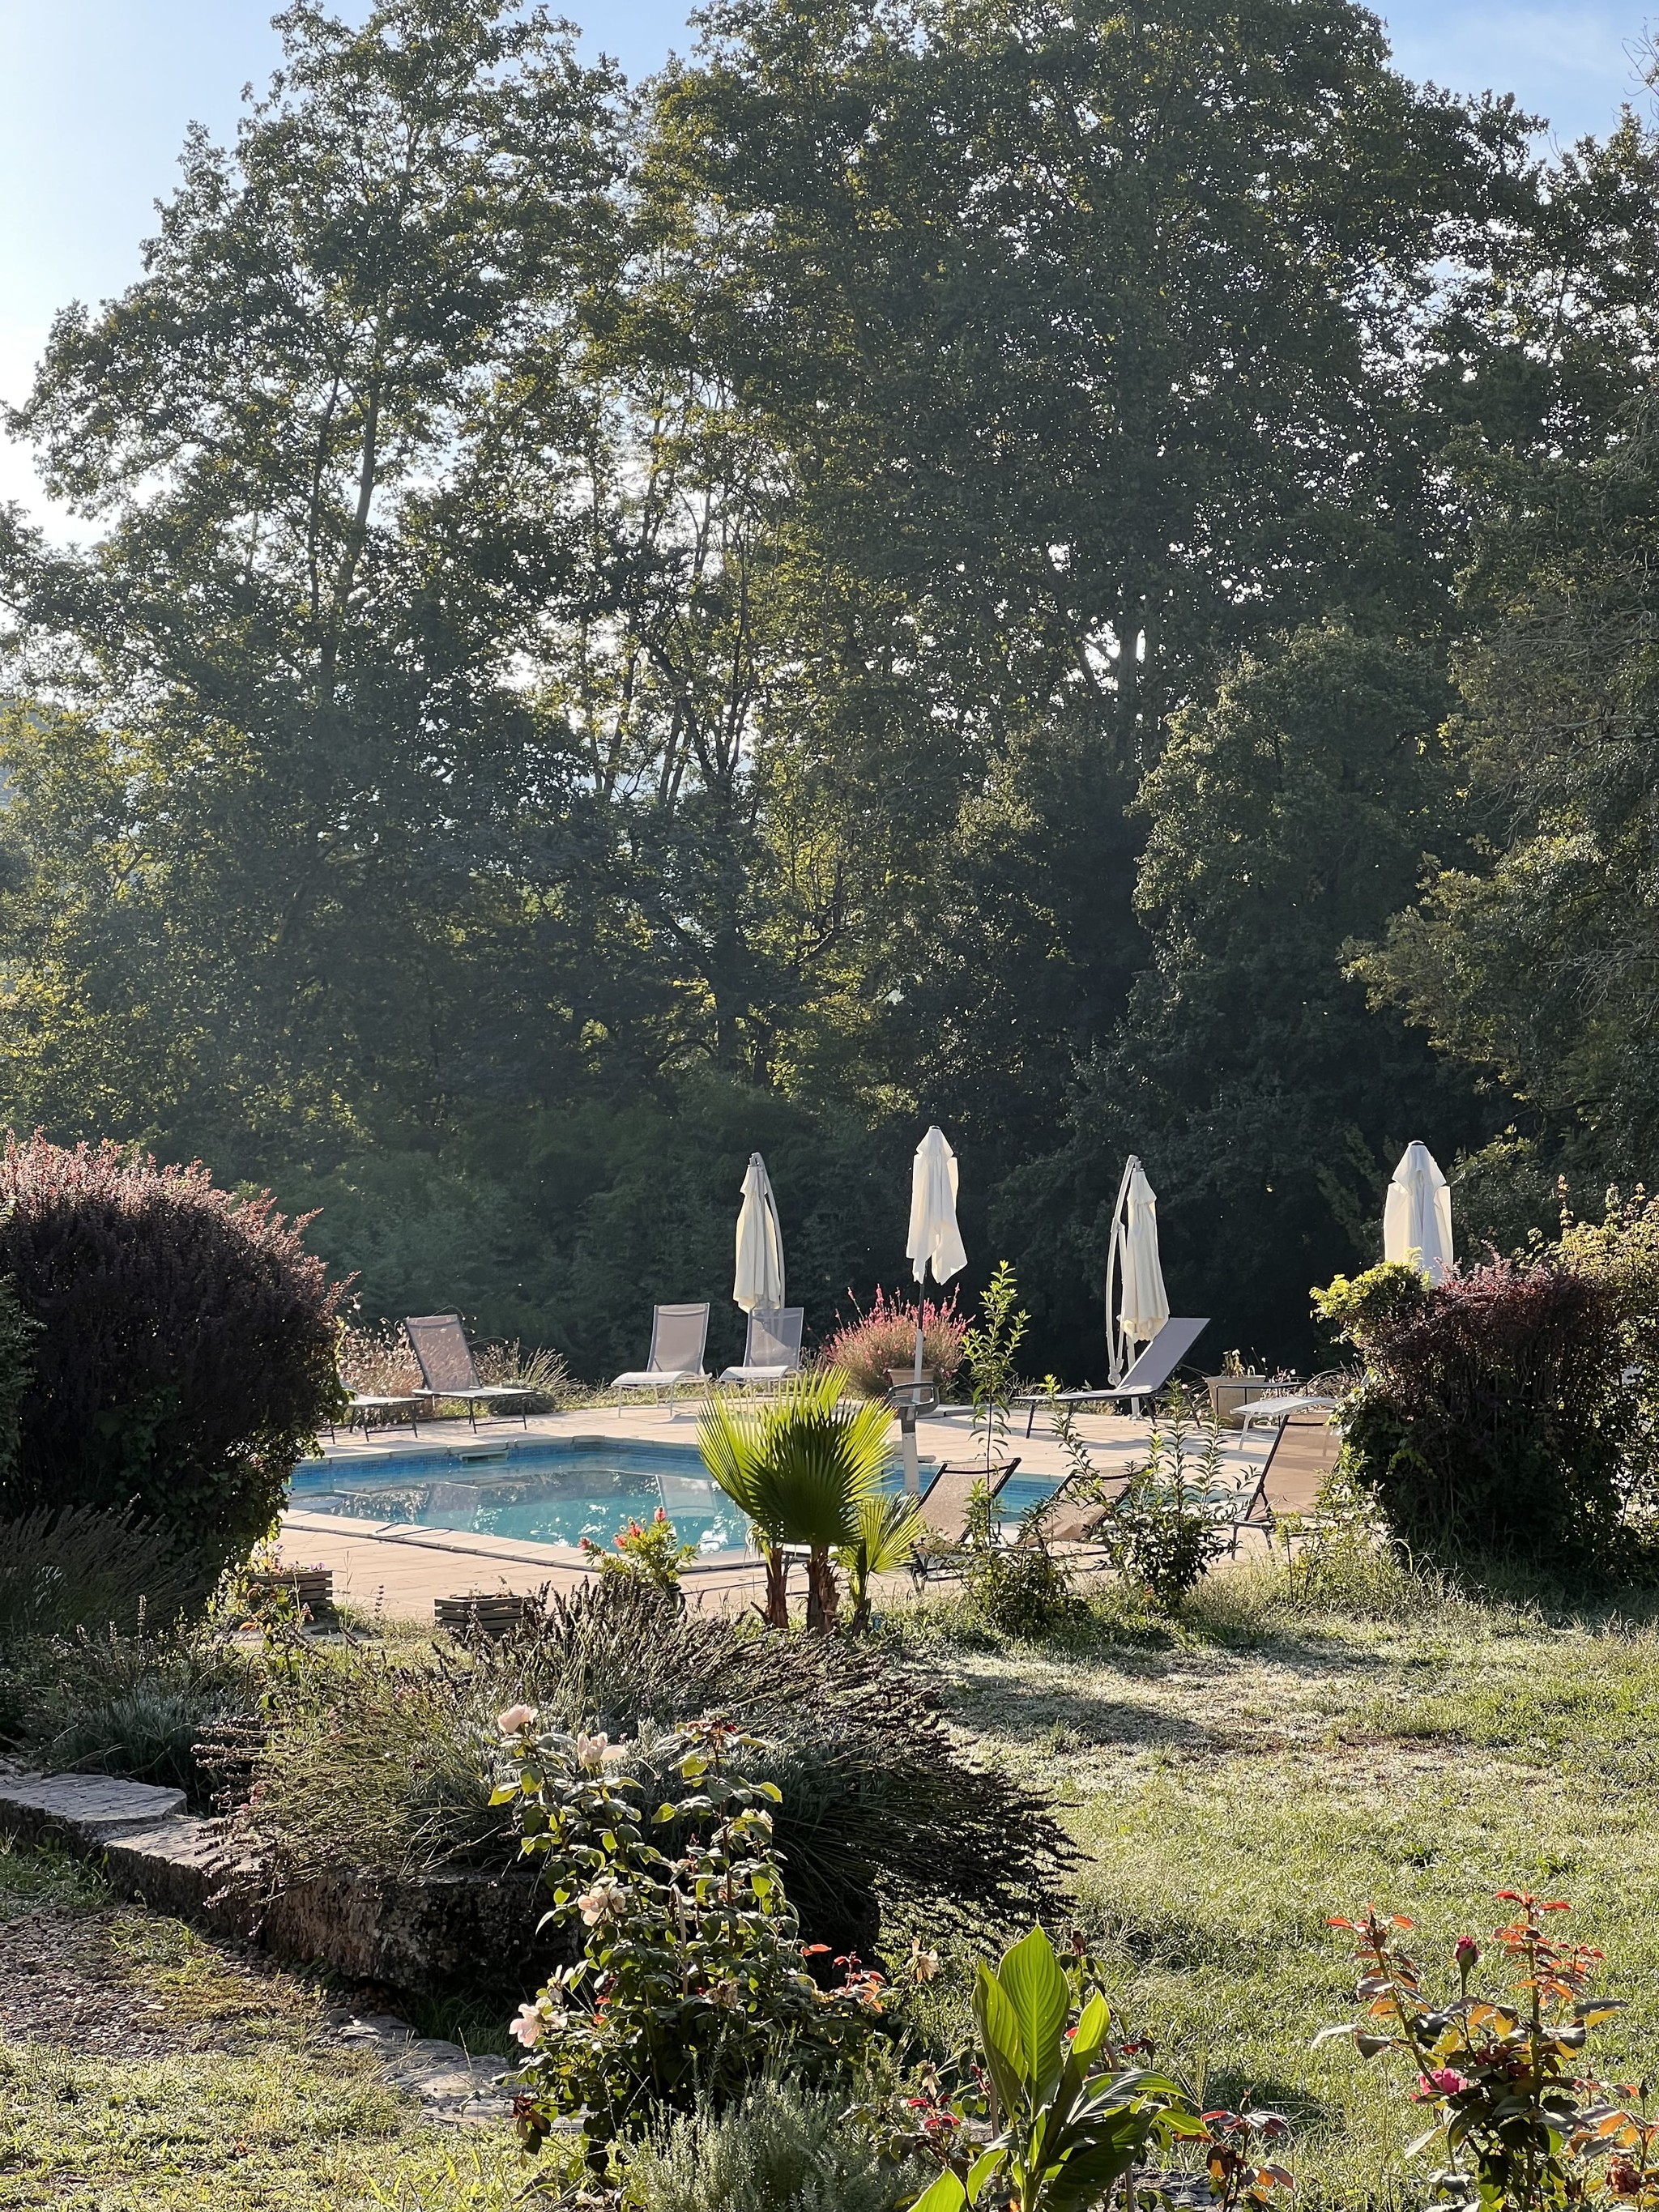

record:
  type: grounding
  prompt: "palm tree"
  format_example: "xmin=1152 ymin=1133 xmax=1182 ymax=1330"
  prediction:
xmin=698 ymin=1367 xmax=892 ymax=1629
xmin=838 ymin=1490 xmax=927 ymax=1632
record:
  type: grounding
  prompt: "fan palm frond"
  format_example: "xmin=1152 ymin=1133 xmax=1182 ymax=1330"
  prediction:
xmin=848 ymin=1490 xmax=926 ymax=1576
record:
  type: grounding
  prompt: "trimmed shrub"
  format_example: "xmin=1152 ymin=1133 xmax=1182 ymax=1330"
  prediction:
xmin=1315 ymin=1255 xmax=1653 ymax=1568
xmin=823 ymin=1285 xmax=966 ymax=1397
xmin=0 ymin=1136 xmax=346 ymax=1582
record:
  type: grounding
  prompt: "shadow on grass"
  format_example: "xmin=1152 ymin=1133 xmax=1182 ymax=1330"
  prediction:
xmin=951 ymin=1678 xmax=1213 ymax=1751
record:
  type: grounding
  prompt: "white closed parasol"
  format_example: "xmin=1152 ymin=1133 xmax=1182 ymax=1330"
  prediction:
xmin=1104 ymin=1155 xmax=1170 ymax=1384
xmin=1383 ymin=1141 xmax=1455 ymax=1283
xmin=733 ymin=1152 xmax=786 ymax=1315
xmin=900 ymin=1126 xmax=966 ymax=1491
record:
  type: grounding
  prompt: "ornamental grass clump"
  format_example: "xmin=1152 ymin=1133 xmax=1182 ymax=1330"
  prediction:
xmin=1314 ymin=1254 xmax=1653 ymax=1571
xmin=0 ymin=1136 xmax=347 ymax=1583
xmin=231 ymin=1579 xmax=1072 ymax=1958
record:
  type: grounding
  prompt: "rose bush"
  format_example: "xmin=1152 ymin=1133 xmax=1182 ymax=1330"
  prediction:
xmin=494 ymin=1712 xmax=889 ymax=2155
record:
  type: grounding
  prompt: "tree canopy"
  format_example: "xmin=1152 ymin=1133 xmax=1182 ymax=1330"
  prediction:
xmin=0 ymin=0 xmax=1653 ymax=1375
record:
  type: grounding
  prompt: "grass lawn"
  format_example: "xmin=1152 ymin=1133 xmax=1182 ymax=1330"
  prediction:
xmin=13 ymin=1549 xmax=1659 ymax=2208
xmin=891 ymin=1552 xmax=1659 ymax=2206
xmin=0 ymin=1839 xmax=567 ymax=2212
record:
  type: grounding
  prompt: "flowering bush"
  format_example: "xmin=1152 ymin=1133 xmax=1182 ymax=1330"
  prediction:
xmin=1314 ymin=1253 xmax=1653 ymax=1568
xmin=580 ymin=1507 xmax=696 ymax=1596
xmin=493 ymin=1712 xmax=888 ymax=2153
xmin=1322 ymin=1890 xmax=1645 ymax=2212
xmin=0 ymin=1136 xmax=346 ymax=1581
xmin=823 ymin=1286 xmax=966 ymax=1398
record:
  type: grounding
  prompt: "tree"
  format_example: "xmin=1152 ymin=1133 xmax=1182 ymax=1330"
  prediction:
xmin=0 ymin=0 xmax=625 ymax=1172
xmin=1004 ymin=627 xmax=1489 ymax=1366
xmin=655 ymin=0 xmax=1533 ymax=757
xmin=1362 ymin=391 xmax=1659 ymax=1216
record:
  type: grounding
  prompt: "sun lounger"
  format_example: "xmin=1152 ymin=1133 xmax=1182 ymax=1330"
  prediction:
xmin=612 ymin=1302 xmax=711 ymax=1417
xmin=1230 ymin=1407 xmax=1345 ymax=1534
xmin=915 ymin=1459 xmax=1018 ymax=1547
xmin=332 ymin=1391 xmax=425 ymax=1440
xmin=719 ymin=1306 xmax=804 ymax=1388
xmin=1235 ymin=1392 xmax=1339 ymax=1432
xmin=403 ymin=1315 xmax=532 ymax=1434
xmin=1016 ymin=1316 xmax=1211 ymax=1435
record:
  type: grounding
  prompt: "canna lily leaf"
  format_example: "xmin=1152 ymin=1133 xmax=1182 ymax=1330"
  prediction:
xmin=966 ymin=2146 xmax=1004 ymax=2198
xmin=973 ymin=1963 xmax=1027 ymax=2120
xmin=992 ymin=1924 xmax=1074 ymax=2103
xmin=908 ymin=2169 xmax=971 ymax=2212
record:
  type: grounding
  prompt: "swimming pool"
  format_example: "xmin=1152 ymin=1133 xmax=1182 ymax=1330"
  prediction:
xmin=288 ymin=1436 xmax=1058 ymax=1554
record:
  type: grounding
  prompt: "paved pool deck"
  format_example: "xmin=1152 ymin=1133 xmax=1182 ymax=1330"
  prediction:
xmin=277 ymin=1399 xmax=1278 ymax=1624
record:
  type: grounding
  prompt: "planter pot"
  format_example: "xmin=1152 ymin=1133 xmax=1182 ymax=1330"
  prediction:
xmin=243 ymin=1566 xmax=336 ymax=1625
xmin=434 ymin=1590 xmax=542 ymax=1639
xmin=1205 ymin=1375 xmax=1271 ymax=1427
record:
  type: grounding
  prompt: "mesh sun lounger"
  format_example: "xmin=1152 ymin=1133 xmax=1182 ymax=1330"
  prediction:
xmin=719 ymin=1306 xmax=804 ymax=1387
xmin=1230 ymin=1407 xmax=1345 ymax=1535
xmin=1235 ymin=1392 xmax=1340 ymax=1432
xmin=332 ymin=1391 xmax=424 ymax=1440
xmin=612 ymin=1302 xmax=711 ymax=1417
xmin=915 ymin=1459 xmax=1019 ymax=1547
xmin=1016 ymin=1316 xmax=1211 ymax=1435
xmin=403 ymin=1315 xmax=532 ymax=1434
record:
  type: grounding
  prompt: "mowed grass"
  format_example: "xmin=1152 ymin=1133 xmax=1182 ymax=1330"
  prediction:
xmin=893 ymin=1558 xmax=1659 ymax=2206
xmin=14 ymin=1557 xmax=1659 ymax=2207
xmin=0 ymin=1840 xmax=567 ymax=2212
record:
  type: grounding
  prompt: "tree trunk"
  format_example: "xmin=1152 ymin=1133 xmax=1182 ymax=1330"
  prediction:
xmin=761 ymin=1547 xmax=790 ymax=1629
xmin=804 ymin=1548 xmax=841 ymax=1631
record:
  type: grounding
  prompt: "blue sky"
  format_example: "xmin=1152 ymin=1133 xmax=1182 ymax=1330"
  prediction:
xmin=0 ymin=0 xmax=1650 ymax=522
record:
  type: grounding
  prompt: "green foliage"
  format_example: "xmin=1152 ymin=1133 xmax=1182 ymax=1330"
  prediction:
xmin=232 ymin=1578 xmax=1073 ymax=1955
xmin=962 ymin=1261 xmax=1028 ymax=1478
xmin=0 ymin=1272 xmax=38 ymax=1490
xmin=620 ymin=2076 xmax=918 ymax=2212
xmin=0 ymin=0 xmax=1648 ymax=1396
xmin=495 ymin=1718 xmax=886 ymax=2150
xmin=1324 ymin=1891 xmax=1648 ymax=2212
xmin=1045 ymin=1383 xmax=1235 ymax=1612
xmin=1004 ymin=624 xmax=1484 ymax=1369
xmin=1315 ymin=1253 xmax=1653 ymax=1570
xmin=0 ymin=1137 xmax=344 ymax=1583
xmin=700 ymin=1368 xmax=892 ymax=1628
xmin=838 ymin=1490 xmax=927 ymax=1634
xmin=0 ymin=1504 xmax=207 ymax=1652
xmin=1311 ymin=1261 xmax=1435 ymax=1349
xmin=955 ymin=1482 xmax=1081 ymax=1642
xmin=1364 ymin=330 xmax=1659 ymax=1202
xmin=228 ymin=1643 xmax=505 ymax=1884
xmin=911 ymin=1924 xmax=1201 ymax=2212
xmin=12 ymin=1621 xmax=255 ymax=1809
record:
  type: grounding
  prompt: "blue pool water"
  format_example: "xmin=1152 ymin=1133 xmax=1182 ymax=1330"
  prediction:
xmin=289 ymin=1437 xmax=1058 ymax=1554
